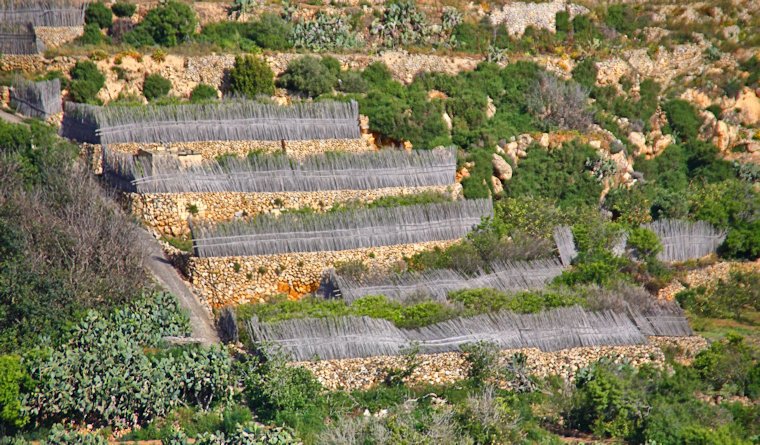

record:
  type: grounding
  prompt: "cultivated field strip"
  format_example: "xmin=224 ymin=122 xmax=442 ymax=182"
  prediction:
xmin=62 ymin=100 xmax=360 ymax=144
xmin=103 ymin=147 xmax=456 ymax=193
xmin=333 ymin=258 xmax=565 ymax=303
xmin=246 ymin=306 xmax=655 ymax=361
xmin=0 ymin=22 xmax=43 ymax=55
xmin=644 ymin=219 xmax=727 ymax=262
xmin=10 ymin=77 xmax=61 ymax=118
xmin=0 ymin=0 xmax=85 ymax=26
xmin=191 ymin=199 xmax=493 ymax=257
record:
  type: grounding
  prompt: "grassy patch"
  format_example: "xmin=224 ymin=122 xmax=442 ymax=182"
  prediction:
xmin=688 ymin=310 xmax=760 ymax=348
xmin=161 ymin=235 xmax=192 ymax=252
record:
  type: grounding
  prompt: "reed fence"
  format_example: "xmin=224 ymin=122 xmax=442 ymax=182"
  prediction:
xmin=246 ymin=306 xmax=651 ymax=361
xmin=102 ymin=147 xmax=456 ymax=194
xmin=0 ymin=22 xmax=44 ymax=55
xmin=331 ymin=258 xmax=565 ymax=303
xmin=0 ymin=1 xmax=87 ymax=27
xmin=10 ymin=77 xmax=61 ymax=118
xmin=191 ymin=199 xmax=493 ymax=257
xmin=553 ymin=226 xmax=577 ymax=267
xmin=644 ymin=219 xmax=726 ymax=262
xmin=62 ymin=100 xmax=360 ymax=144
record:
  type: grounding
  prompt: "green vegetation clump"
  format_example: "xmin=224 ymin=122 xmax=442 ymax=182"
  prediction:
xmin=143 ymin=74 xmax=172 ymax=101
xmin=228 ymin=55 xmax=275 ymax=97
xmin=677 ymin=271 xmax=760 ymax=320
xmin=77 ymin=23 xmax=105 ymax=45
xmin=69 ymin=61 xmax=105 ymax=104
xmin=111 ymin=1 xmax=136 ymax=18
xmin=125 ymin=0 xmax=197 ymax=47
xmin=189 ymin=84 xmax=217 ymax=102
xmin=85 ymin=2 xmax=112 ymax=29
xmin=277 ymin=56 xmax=337 ymax=98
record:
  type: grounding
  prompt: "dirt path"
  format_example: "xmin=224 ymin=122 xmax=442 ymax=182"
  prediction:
xmin=137 ymin=228 xmax=220 ymax=344
xmin=0 ymin=108 xmax=24 ymax=124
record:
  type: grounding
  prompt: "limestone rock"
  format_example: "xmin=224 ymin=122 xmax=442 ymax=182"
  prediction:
xmin=491 ymin=176 xmax=504 ymax=194
xmin=628 ymin=131 xmax=647 ymax=154
xmin=492 ymin=153 xmax=513 ymax=181
xmin=486 ymin=96 xmax=496 ymax=119
xmin=442 ymin=111 xmax=453 ymax=130
xmin=734 ymin=87 xmax=760 ymax=126
xmin=539 ymin=132 xmax=550 ymax=147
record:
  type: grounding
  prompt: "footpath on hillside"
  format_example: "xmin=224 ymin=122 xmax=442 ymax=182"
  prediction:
xmin=137 ymin=228 xmax=220 ymax=344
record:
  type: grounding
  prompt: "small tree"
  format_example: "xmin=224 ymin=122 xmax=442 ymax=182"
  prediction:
xmin=77 ymin=23 xmax=104 ymax=45
xmin=626 ymin=227 xmax=662 ymax=260
xmin=526 ymin=72 xmax=593 ymax=131
xmin=111 ymin=1 xmax=136 ymax=18
xmin=190 ymin=83 xmax=218 ymax=102
xmin=135 ymin=0 xmax=197 ymax=47
xmin=228 ymin=55 xmax=275 ymax=97
xmin=85 ymin=2 xmax=113 ymax=29
xmin=143 ymin=74 xmax=172 ymax=101
xmin=277 ymin=56 xmax=337 ymax=98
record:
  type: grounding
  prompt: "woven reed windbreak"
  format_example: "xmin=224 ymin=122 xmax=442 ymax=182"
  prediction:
xmin=0 ymin=1 xmax=86 ymax=26
xmin=102 ymin=147 xmax=457 ymax=194
xmin=62 ymin=100 xmax=360 ymax=144
xmin=246 ymin=306 xmax=650 ymax=361
xmin=10 ymin=77 xmax=61 ymax=118
xmin=0 ymin=22 xmax=44 ymax=55
xmin=191 ymin=199 xmax=493 ymax=257
xmin=644 ymin=219 xmax=726 ymax=262
xmin=553 ymin=226 xmax=577 ymax=267
xmin=331 ymin=258 xmax=565 ymax=303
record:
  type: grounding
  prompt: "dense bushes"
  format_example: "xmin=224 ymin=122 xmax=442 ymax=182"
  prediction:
xmin=677 ymin=271 xmax=760 ymax=320
xmin=198 ymin=14 xmax=292 ymax=51
xmin=77 ymin=23 xmax=105 ymax=45
xmin=0 ymin=355 xmax=29 ymax=433
xmin=85 ymin=2 xmax=112 ymax=29
xmin=143 ymin=74 xmax=172 ymax=101
xmin=663 ymin=99 xmax=703 ymax=142
xmin=69 ymin=61 xmax=105 ymax=104
xmin=111 ymin=1 xmax=136 ymax=18
xmin=125 ymin=0 xmax=197 ymax=47
xmin=189 ymin=84 xmax=217 ymax=102
xmin=526 ymin=73 xmax=593 ymax=131
xmin=291 ymin=12 xmax=359 ymax=51
xmin=228 ymin=55 xmax=275 ymax=97
xmin=277 ymin=56 xmax=337 ymax=98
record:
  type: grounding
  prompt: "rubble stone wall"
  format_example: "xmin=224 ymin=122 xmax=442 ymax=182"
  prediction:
xmin=184 ymin=240 xmax=457 ymax=307
xmin=34 ymin=26 xmax=84 ymax=48
xmin=130 ymin=184 xmax=460 ymax=236
xmin=294 ymin=336 xmax=708 ymax=391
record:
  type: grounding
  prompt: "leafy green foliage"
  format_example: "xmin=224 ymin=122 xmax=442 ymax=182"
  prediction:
xmin=452 ymin=21 xmax=491 ymax=53
xmin=572 ymin=58 xmax=597 ymax=90
xmin=69 ymin=61 xmax=105 ymax=104
xmin=277 ymin=56 xmax=337 ymax=98
xmin=555 ymin=11 xmax=570 ymax=33
xmin=194 ymin=423 xmax=298 ymax=444
xmin=692 ymin=334 xmax=760 ymax=398
xmin=77 ymin=23 xmax=105 ymax=45
xmin=626 ymin=228 xmax=662 ymax=260
xmin=189 ymin=84 xmax=217 ymax=103
xmin=198 ymin=13 xmax=292 ymax=51
xmin=228 ymin=55 xmax=275 ymax=97
xmin=44 ymin=424 xmax=108 ymax=445
xmin=663 ymin=99 xmax=703 ymax=142
xmin=677 ymin=271 xmax=760 ymax=320
xmin=143 ymin=74 xmax=172 ymax=101
xmin=85 ymin=2 xmax=112 ymax=29
xmin=0 ymin=356 xmax=29 ymax=432
xmin=248 ymin=13 xmax=292 ymax=50
xmin=722 ymin=220 xmax=760 ymax=260
xmin=111 ymin=1 xmax=136 ymax=18
xmin=371 ymin=0 xmax=429 ymax=48
xmin=126 ymin=1 xmax=197 ymax=47
xmin=505 ymin=142 xmax=603 ymax=209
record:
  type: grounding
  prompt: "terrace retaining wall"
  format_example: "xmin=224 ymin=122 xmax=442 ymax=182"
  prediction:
xmin=293 ymin=336 xmax=708 ymax=391
xmin=130 ymin=184 xmax=461 ymax=236
xmin=183 ymin=240 xmax=456 ymax=307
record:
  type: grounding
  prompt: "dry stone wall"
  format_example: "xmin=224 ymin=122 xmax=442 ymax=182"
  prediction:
xmin=34 ymin=26 xmax=83 ymax=48
xmin=105 ymin=138 xmax=371 ymax=160
xmin=184 ymin=240 xmax=456 ymax=306
xmin=489 ymin=0 xmax=589 ymax=36
xmin=294 ymin=336 xmax=708 ymax=391
xmin=130 ymin=184 xmax=461 ymax=236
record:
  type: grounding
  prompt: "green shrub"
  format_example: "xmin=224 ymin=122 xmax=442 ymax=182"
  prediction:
xmin=604 ymin=5 xmax=636 ymax=35
xmin=277 ymin=56 xmax=337 ymax=97
xmin=722 ymin=220 xmax=760 ymax=260
xmin=291 ymin=12 xmax=360 ymax=52
xmin=249 ymin=12 xmax=292 ymax=50
xmin=361 ymin=61 xmax=394 ymax=87
xmin=45 ymin=424 xmax=108 ymax=445
xmin=189 ymin=83 xmax=217 ymax=102
xmin=452 ymin=21 xmax=491 ymax=53
xmin=85 ymin=2 xmax=112 ymax=29
xmin=677 ymin=271 xmax=760 ymax=320
xmin=0 ymin=355 xmax=29 ymax=432
xmin=337 ymin=70 xmax=368 ymax=93
xmin=69 ymin=61 xmax=105 ymax=103
xmin=692 ymin=334 xmax=760 ymax=398
xmin=77 ymin=23 xmax=104 ymax=45
xmin=228 ymin=55 xmax=275 ymax=97
xmin=603 ymin=186 xmax=652 ymax=226
xmin=556 ymin=250 xmax=629 ymax=286
xmin=555 ymin=11 xmax=570 ymax=33
xmin=626 ymin=228 xmax=662 ymax=260
xmin=128 ymin=0 xmax=197 ymax=47
xmin=111 ymin=1 xmax=136 ymax=18
xmin=663 ymin=99 xmax=702 ymax=142
xmin=461 ymin=341 xmax=500 ymax=386
xmin=572 ymin=14 xmax=596 ymax=38
xmin=143 ymin=74 xmax=172 ymax=101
